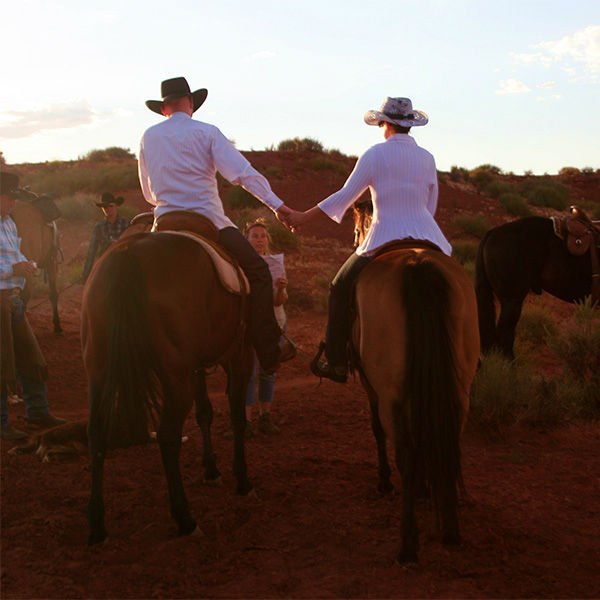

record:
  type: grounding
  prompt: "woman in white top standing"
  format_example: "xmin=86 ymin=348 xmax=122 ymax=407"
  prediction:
xmin=287 ymin=97 xmax=451 ymax=383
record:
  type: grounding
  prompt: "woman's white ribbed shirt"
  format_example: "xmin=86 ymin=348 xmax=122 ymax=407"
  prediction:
xmin=318 ymin=134 xmax=452 ymax=256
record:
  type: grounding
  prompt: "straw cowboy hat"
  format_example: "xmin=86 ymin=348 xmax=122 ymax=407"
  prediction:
xmin=96 ymin=192 xmax=124 ymax=208
xmin=0 ymin=172 xmax=20 ymax=196
xmin=146 ymin=77 xmax=208 ymax=115
xmin=364 ymin=97 xmax=428 ymax=128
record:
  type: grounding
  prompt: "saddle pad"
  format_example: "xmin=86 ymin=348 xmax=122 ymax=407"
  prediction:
xmin=165 ymin=231 xmax=249 ymax=296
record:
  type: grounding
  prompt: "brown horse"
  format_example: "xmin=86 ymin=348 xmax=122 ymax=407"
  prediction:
xmin=82 ymin=230 xmax=254 ymax=545
xmin=352 ymin=205 xmax=480 ymax=564
xmin=11 ymin=198 xmax=62 ymax=333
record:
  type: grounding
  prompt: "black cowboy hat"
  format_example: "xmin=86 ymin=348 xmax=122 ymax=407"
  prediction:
xmin=146 ymin=77 xmax=208 ymax=115
xmin=96 ymin=192 xmax=124 ymax=207
xmin=0 ymin=172 xmax=20 ymax=196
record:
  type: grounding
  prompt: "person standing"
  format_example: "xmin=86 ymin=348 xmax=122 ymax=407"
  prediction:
xmin=138 ymin=76 xmax=295 ymax=374
xmin=82 ymin=192 xmax=130 ymax=281
xmin=287 ymin=97 xmax=451 ymax=383
xmin=1 ymin=172 xmax=66 ymax=439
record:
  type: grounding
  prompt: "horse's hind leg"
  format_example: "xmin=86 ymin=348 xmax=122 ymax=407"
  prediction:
xmin=361 ymin=375 xmax=393 ymax=494
xmin=87 ymin=384 xmax=108 ymax=545
xmin=395 ymin=420 xmax=419 ymax=564
xmin=157 ymin=389 xmax=196 ymax=536
xmin=194 ymin=374 xmax=221 ymax=483
xmin=496 ymin=297 xmax=525 ymax=359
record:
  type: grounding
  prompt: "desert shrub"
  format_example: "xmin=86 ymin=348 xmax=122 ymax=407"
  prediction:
xmin=56 ymin=194 xmax=101 ymax=221
xmin=309 ymin=156 xmax=347 ymax=175
xmin=527 ymin=185 xmax=569 ymax=210
xmin=286 ymin=281 xmax=315 ymax=311
xmin=558 ymin=166 xmax=580 ymax=178
xmin=498 ymin=192 xmax=532 ymax=216
xmin=268 ymin=222 xmax=302 ymax=251
xmin=475 ymin=163 xmax=503 ymax=175
xmin=451 ymin=240 xmax=478 ymax=265
xmin=470 ymin=351 xmax=536 ymax=431
xmin=261 ymin=165 xmax=283 ymax=178
xmin=452 ymin=215 xmax=490 ymax=239
xmin=224 ymin=186 xmax=262 ymax=209
xmin=516 ymin=305 xmax=556 ymax=347
xmin=82 ymin=147 xmax=136 ymax=161
xmin=523 ymin=169 xmax=534 ymax=177
xmin=0 ymin=151 xmax=6 ymax=166
xmin=581 ymin=166 xmax=595 ymax=174
xmin=470 ymin=169 xmax=496 ymax=193
xmin=23 ymin=162 xmax=139 ymax=196
xmin=277 ymin=137 xmax=324 ymax=153
xmin=485 ymin=180 xmax=512 ymax=199
xmin=449 ymin=166 xmax=470 ymax=182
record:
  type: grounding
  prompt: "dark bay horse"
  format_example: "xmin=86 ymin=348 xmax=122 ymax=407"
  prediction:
xmin=11 ymin=199 xmax=62 ymax=333
xmin=82 ymin=231 xmax=254 ymax=545
xmin=475 ymin=214 xmax=598 ymax=358
xmin=352 ymin=207 xmax=480 ymax=563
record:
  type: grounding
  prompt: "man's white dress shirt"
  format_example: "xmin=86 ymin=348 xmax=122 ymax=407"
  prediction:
xmin=139 ymin=112 xmax=283 ymax=230
xmin=318 ymin=134 xmax=452 ymax=256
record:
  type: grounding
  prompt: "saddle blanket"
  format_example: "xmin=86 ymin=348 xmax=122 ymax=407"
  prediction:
xmin=165 ymin=231 xmax=249 ymax=296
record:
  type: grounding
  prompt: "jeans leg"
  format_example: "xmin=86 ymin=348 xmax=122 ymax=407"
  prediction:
xmin=18 ymin=371 xmax=49 ymax=420
xmin=257 ymin=365 xmax=275 ymax=404
xmin=218 ymin=227 xmax=280 ymax=369
xmin=325 ymin=252 xmax=372 ymax=365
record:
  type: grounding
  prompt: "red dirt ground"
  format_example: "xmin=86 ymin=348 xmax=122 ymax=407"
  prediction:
xmin=1 ymin=162 xmax=600 ymax=598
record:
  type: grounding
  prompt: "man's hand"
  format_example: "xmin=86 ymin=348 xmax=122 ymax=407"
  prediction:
xmin=12 ymin=261 xmax=37 ymax=277
xmin=275 ymin=205 xmax=294 ymax=231
xmin=286 ymin=210 xmax=308 ymax=229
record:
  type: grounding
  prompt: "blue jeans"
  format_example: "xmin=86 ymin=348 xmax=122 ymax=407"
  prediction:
xmin=1 ymin=296 xmax=49 ymax=426
xmin=245 ymin=352 xmax=275 ymax=406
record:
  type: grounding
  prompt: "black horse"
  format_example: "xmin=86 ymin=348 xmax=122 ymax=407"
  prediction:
xmin=475 ymin=214 xmax=598 ymax=358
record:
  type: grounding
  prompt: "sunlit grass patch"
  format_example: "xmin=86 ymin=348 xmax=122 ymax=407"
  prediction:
xmin=452 ymin=215 xmax=490 ymax=239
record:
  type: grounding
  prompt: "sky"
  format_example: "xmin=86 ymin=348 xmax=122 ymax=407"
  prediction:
xmin=1 ymin=0 xmax=599 ymax=174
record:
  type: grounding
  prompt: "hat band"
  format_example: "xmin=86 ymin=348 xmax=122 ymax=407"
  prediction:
xmin=386 ymin=112 xmax=415 ymax=120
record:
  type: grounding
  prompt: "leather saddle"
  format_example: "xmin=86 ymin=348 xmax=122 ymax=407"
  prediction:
xmin=551 ymin=205 xmax=600 ymax=304
xmin=127 ymin=210 xmax=249 ymax=296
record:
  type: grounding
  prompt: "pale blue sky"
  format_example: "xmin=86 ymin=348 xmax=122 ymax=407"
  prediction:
xmin=1 ymin=0 xmax=598 ymax=174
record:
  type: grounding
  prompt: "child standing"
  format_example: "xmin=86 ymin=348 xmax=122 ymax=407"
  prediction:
xmin=245 ymin=218 xmax=288 ymax=436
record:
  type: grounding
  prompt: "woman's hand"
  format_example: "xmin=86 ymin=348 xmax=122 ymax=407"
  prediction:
xmin=275 ymin=277 xmax=288 ymax=290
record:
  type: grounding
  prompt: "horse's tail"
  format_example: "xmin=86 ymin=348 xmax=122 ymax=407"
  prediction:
xmin=474 ymin=231 xmax=496 ymax=353
xmin=397 ymin=255 xmax=464 ymax=520
xmin=96 ymin=242 xmax=162 ymax=447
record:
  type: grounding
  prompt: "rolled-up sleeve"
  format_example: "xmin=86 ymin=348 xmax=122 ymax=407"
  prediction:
xmin=317 ymin=151 xmax=372 ymax=223
xmin=211 ymin=129 xmax=283 ymax=212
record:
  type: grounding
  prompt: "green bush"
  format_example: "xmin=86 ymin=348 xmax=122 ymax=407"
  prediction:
xmin=56 ymin=194 xmax=101 ymax=221
xmin=224 ymin=186 xmax=262 ymax=209
xmin=474 ymin=164 xmax=503 ymax=175
xmin=451 ymin=240 xmax=478 ymax=265
xmin=452 ymin=215 xmax=490 ymax=238
xmin=261 ymin=165 xmax=283 ymax=178
xmin=470 ymin=169 xmax=496 ymax=193
xmin=309 ymin=156 xmax=347 ymax=175
xmin=485 ymin=180 xmax=513 ymax=199
xmin=516 ymin=305 xmax=556 ymax=347
xmin=498 ymin=192 xmax=532 ymax=216
xmin=81 ymin=147 xmax=136 ymax=162
xmin=277 ymin=137 xmax=324 ymax=153
xmin=528 ymin=185 xmax=569 ymax=210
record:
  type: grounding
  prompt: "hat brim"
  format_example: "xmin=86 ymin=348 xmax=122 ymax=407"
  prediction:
xmin=96 ymin=197 xmax=124 ymax=207
xmin=146 ymin=88 xmax=208 ymax=115
xmin=364 ymin=109 xmax=428 ymax=127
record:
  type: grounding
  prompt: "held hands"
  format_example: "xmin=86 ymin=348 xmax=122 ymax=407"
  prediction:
xmin=12 ymin=261 xmax=37 ymax=277
xmin=275 ymin=205 xmax=294 ymax=230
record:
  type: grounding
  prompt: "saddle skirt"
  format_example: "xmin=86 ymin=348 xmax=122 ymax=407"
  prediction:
xmin=127 ymin=211 xmax=249 ymax=296
xmin=551 ymin=206 xmax=600 ymax=256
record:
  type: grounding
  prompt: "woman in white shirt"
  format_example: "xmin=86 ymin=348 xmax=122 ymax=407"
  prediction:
xmin=287 ymin=97 xmax=451 ymax=383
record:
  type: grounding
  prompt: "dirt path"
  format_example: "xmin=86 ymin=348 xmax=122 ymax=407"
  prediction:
xmin=1 ymin=286 xmax=599 ymax=599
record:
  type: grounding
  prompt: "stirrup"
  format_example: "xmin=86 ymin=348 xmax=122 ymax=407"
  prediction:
xmin=310 ymin=341 xmax=347 ymax=383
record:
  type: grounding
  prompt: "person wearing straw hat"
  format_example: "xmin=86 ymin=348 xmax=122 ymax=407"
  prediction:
xmin=138 ymin=77 xmax=296 ymax=374
xmin=82 ymin=192 xmax=130 ymax=282
xmin=1 ymin=172 xmax=67 ymax=439
xmin=287 ymin=97 xmax=452 ymax=383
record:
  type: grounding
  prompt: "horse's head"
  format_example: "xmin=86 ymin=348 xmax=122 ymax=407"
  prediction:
xmin=353 ymin=199 xmax=373 ymax=247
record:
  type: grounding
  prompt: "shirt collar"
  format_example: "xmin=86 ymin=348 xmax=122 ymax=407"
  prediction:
xmin=170 ymin=111 xmax=191 ymax=120
xmin=386 ymin=133 xmax=416 ymax=144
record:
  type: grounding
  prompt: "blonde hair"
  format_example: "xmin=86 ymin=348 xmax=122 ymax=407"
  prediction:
xmin=244 ymin=217 xmax=273 ymax=253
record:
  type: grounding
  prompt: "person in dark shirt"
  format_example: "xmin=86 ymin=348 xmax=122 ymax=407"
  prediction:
xmin=82 ymin=192 xmax=129 ymax=281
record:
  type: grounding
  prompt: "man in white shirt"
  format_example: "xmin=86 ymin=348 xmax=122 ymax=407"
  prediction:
xmin=138 ymin=77 xmax=294 ymax=373
xmin=287 ymin=97 xmax=451 ymax=382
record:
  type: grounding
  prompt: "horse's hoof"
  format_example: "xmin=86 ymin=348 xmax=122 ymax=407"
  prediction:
xmin=87 ymin=530 xmax=108 ymax=546
xmin=396 ymin=550 xmax=418 ymax=566
xmin=203 ymin=474 xmax=223 ymax=486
